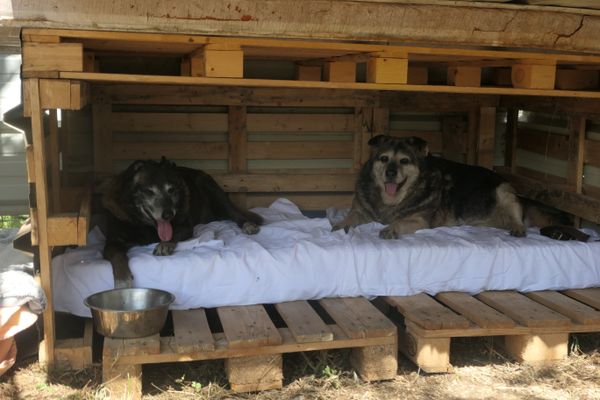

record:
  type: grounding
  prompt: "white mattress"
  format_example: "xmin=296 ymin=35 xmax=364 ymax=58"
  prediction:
xmin=52 ymin=199 xmax=600 ymax=318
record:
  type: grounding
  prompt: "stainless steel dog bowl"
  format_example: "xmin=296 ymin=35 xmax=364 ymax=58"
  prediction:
xmin=84 ymin=288 xmax=175 ymax=338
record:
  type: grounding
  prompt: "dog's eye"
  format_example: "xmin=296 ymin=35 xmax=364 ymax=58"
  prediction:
xmin=399 ymin=158 xmax=410 ymax=165
xmin=379 ymin=155 xmax=389 ymax=163
xmin=167 ymin=187 xmax=176 ymax=194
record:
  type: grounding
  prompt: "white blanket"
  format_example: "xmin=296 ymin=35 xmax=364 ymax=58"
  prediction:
xmin=52 ymin=199 xmax=600 ymax=318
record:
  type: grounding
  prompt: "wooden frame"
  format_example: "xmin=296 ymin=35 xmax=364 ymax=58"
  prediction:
xmin=21 ymin=28 xmax=600 ymax=396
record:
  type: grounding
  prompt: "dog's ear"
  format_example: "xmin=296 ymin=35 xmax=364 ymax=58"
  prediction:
xmin=406 ymin=136 xmax=429 ymax=157
xmin=159 ymin=156 xmax=177 ymax=168
xmin=368 ymin=134 xmax=391 ymax=148
xmin=127 ymin=160 xmax=146 ymax=173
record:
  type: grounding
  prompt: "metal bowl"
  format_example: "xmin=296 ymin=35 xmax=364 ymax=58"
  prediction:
xmin=84 ymin=288 xmax=175 ymax=338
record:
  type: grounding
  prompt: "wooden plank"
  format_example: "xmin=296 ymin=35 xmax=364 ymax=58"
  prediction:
xmin=526 ymin=291 xmax=600 ymax=325
xmin=112 ymin=141 xmax=228 ymax=160
xmin=518 ymin=128 xmax=570 ymax=161
xmin=498 ymin=171 xmax=600 ymax=223
xmin=114 ymin=327 xmax=395 ymax=366
xmin=22 ymin=43 xmax=84 ymax=72
xmin=246 ymin=141 xmax=352 ymax=160
xmin=172 ymin=309 xmax=215 ymax=352
xmin=567 ymin=117 xmax=586 ymax=194
xmin=47 ymin=110 xmax=60 ymax=213
xmin=467 ymin=108 xmax=478 ymax=165
xmin=275 ymin=301 xmax=333 ymax=343
xmin=319 ymin=297 xmax=395 ymax=339
xmin=92 ymin=103 xmax=112 ymax=176
xmin=584 ymin=138 xmax=600 ymax=168
xmin=385 ymin=294 xmax=470 ymax=330
xmin=504 ymin=333 xmax=569 ymax=364
xmin=476 ymin=291 xmax=571 ymax=328
xmin=389 ymin=130 xmax=442 ymax=154
xmin=435 ymin=292 xmax=516 ymax=329
xmin=296 ymin=65 xmax=321 ymax=81
xmin=247 ymin=114 xmax=354 ymax=132
xmin=217 ymin=305 xmax=282 ymax=349
xmin=77 ymin=188 xmax=91 ymax=246
xmin=245 ymin=193 xmax=353 ymax=210
xmin=505 ymin=109 xmax=519 ymax=172
xmin=355 ymin=107 xmax=370 ymax=168
xmin=27 ymin=78 xmax=55 ymax=365
xmin=63 ymin=71 xmax=600 ymax=99
xmin=562 ymin=288 xmax=600 ymax=310
xmin=191 ymin=45 xmax=243 ymax=78
xmin=477 ymin=106 xmax=496 ymax=169
xmin=215 ymin=173 xmax=356 ymax=193
xmin=111 ymin=112 xmax=228 ymax=132
xmin=39 ymin=79 xmax=71 ymax=110
xmin=442 ymin=116 xmax=467 ymax=162
xmin=228 ymin=106 xmax=247 ymax=172
xmin=47 ymin=214 xmax=78 ymax=246
xmin=226 ymin=354 xmax=282 ymax=392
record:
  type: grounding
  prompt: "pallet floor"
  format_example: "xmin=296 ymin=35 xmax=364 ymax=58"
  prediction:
xmin=384 ymin=288 xmax=600 ymax=373
xmin=101 ymin=297 xmax=397 ymax=397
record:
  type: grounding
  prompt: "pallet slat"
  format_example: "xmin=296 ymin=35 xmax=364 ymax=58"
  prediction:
xmin=172 ymin=309 xmax=215 ymax=352
xmin=111 ymin=112 xmax=228 ymax=132
xmin=526 ymin=291 xmax=600 ymax=325
xmin=320 ymin=297 xmax=396 ymax=339
xmin=435 ymin=292 xmax=516 ymax=329
xmin=476 ymin=291 xmax=571 ymax=328
xmin=275 ymin=301 xmax=333 ymax=343
xmin=562 ymin=288 xmax=600 ymax=310
xmin=386 ymin=294 xmax=470 ymax=330
xmin=217 ymin=305 xmax=282 ymax=349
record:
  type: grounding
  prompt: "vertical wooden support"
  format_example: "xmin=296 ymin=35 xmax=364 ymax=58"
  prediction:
xmin=351 ymin=343 xmax=398 ymax=381
xmin=355 ymin=108 xmax=370 ymax=169
xmin=296 ymin=65 xmax=322 ymax=81
xmin=512 ymin=62 xmax=557 ymax=89
xmin=447 ymin=66 xmax=482 ymax=87
xmin=567 ymin=116 xmax=586 ymax=227
xmin=324 ymin=61 xmax=356 ymax=82
xmin=505 ymin=109 xmax=519 ymax=172
xmin=228 ymin=106 xmax=248 ymax=208
xmin=92 ymin=102 xmax=112 ymax=178
xmin=102 ymin=335 xmax=159 ymax=400
xmin=477 ymin=107 xmax=496 ymax=169
xmin=373 ymin=107 xmax=390 ymax=135
xmin=48 ymin=110 xmax=61 ymax=213
xmin=226 ymin=354 xmax=283 ymax=392
xmin=28 ymin=78 xmax=55 ymax=365
xmin=467 ymin=108 xmax=479 ymax=165
xmin=366 ymin=57 xmax=408 ymax=84
xmin=398 ymin=327 xmax=451 ymax=373
xmin=504 ymin=333 xmax=569 ymax=364
xmin=442 ymin=116 xmax=467 ymax=163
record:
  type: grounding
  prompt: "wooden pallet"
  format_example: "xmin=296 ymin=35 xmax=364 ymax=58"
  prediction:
xmin=19 ymin=27 xmax=600 ymax=112
xmin=384 ymin=288 xmax=600 ymax=373
xmin=102 ymin=297 xmax=397 ymax=398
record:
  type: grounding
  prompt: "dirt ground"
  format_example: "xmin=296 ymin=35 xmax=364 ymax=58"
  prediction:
xmin=1 ymin=333 xmax=599 ymax=400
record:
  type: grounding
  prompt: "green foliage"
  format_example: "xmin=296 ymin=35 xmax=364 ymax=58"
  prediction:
xmin=0 ymin=214 xmax=28 ymax=229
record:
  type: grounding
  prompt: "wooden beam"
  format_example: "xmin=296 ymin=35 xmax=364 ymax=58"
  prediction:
xmin=567 ymin=117 xmax=586 ymax=194
xmin=9 ymin=2 xmax=600 ymax=54
xmin=92 ymin=103 xmax=113 ymax=176
xmin=27 ymin=78 xmax=55 ymax=365
xmin=477 ymin=107 xmax=496 ymax=169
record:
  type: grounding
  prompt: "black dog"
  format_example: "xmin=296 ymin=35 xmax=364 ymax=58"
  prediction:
xmin=100 ymin=158 xmax=263 ymax=288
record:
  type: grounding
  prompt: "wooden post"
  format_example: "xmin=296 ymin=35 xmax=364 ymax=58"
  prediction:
xmin=92 ymin=102 xmax=112 ymax=178
xmin=398 ymin=326 xmax=451 ymax=373
xmin=447 ymin=66 xmax=481 ymax=87
xmin=351 ymin=343 xmax=398 ymax=381
xmin=228 ymin=106 xmax=247 ymax=208
xmin=477 ymin=107 xmax=496 ymax=169
xmin=27 ymin=78 xmax=55 ymax=365
xmin=226 ymin=354 xmax=283 ymax=392
xmin=48 ymin=110 xmax=61 ymax=212
xmin=567 ymin=116 xmax=586 ymax=227
xmin=442 ymin=116 xmax=467 ymax=163
xmin=467 ymin=108 xmax=479 ymax=166
xmin=324 ymin=61 xmax=356 ymax=82
xmin=505 ymin=109 xmax=519 ymax=172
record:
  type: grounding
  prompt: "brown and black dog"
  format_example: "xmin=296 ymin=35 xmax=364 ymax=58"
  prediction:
xmin=100 ymin=158 xmax=263 ymax=288
xmin=333 ymin=135 xmax=526 ymax=239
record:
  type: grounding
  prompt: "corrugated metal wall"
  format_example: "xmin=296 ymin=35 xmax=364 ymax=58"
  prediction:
xmin=0 ymin=53 xmax=27 ymax=215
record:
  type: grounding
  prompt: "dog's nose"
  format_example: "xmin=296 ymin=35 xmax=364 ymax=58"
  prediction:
xmin=385 ymin=169 xmax=397 ymax=178
xmin=162 ymin=209 xmax=174 ymax=220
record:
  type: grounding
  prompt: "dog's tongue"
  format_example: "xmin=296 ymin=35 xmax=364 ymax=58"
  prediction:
xmin=385 ymin=183 xmax=398 ymax=196
xmin=157 ymin=220 xmax=173 ymax=242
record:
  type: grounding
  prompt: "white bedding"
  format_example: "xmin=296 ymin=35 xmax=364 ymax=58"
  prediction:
xmin=52 ymin=199 xmax=600 ymax=318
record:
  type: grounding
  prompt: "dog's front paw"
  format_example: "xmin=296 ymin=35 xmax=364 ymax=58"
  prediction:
xmin=242 ymin=222 xmax=260 ymax=235
xmin=379 ymin=226 xmax=399 ymax=240
xmin=331 ymin=222 xmax=350 ymax=233
xmin=153 ymin=241 xmax=176 ymax=256
xmin=510 ymin=225 xmax=527 ymax=237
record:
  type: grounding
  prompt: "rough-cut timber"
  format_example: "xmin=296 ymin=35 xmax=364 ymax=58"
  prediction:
xmin=5 ymin=1 xmax=600 ymax=54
